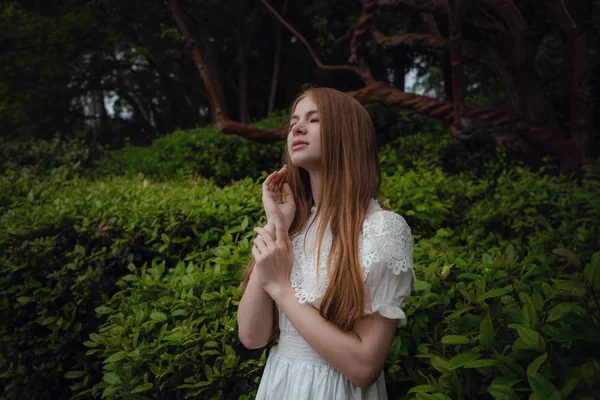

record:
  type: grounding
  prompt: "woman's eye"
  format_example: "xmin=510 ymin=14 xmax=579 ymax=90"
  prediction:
xmin=311 ymin=119 xmax=319 ymax=123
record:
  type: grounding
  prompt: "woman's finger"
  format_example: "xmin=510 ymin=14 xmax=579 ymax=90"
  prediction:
xmin=265 ymin=167 xmax=282 ymax=186
xmin=273 ymin=168 xmax=286 ymax=189
xmin=282 ymin=183 xmax=294 ymax=204
xmin=271 ymin=210 xmax=286 ymax=246
xmin=278 ymin=169 xmax=287 ymax=191
xmin=253 ymin=236 xmax=268 ymax=253
xmin=253 ymin=227 xmax=274 ymax=244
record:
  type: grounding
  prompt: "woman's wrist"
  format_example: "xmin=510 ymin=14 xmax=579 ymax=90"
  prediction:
xmin=263 ymin=221 xmax=276 ymax=238
xmin=265 ymin=281 xmax=293 ymax=303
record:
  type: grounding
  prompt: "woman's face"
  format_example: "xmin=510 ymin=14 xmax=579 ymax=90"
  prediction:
xmin=287 ymin=96 xmax=322 ymax=170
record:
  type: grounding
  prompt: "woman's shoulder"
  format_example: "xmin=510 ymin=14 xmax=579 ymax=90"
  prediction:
xmin=363 ymin=204 xmax=411 ymax=239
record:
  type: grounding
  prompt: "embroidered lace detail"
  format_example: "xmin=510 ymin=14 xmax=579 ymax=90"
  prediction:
xmin=290 ymin=199 xmax=412 ymax=304
xmin=361 ymin=211 xmax=413 ymax=275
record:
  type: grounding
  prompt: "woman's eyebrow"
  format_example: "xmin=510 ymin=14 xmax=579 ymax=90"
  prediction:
xmin=290 ymin=110 xmax=319 ymax=121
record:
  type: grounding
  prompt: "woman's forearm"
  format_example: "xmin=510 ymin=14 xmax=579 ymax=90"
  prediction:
xmin=268 ymin=285 xmax=378 ymax=388
xmin=237 ymin=271 xmax=274 ymax=349
xmin=237 ymin=223 xmax=277 ymax=349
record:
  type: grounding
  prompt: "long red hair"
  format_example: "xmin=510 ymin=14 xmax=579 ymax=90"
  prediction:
xmin=241 ymin=87 xmax=381 ymax=335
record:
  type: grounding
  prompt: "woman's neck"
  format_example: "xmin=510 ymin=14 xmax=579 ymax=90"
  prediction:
xmin=308 ymin=170 xmax=322 ymax=208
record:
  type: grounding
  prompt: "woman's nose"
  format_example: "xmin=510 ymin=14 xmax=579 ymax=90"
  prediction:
xmin=293 ymin=123 xmax=306 ymax=136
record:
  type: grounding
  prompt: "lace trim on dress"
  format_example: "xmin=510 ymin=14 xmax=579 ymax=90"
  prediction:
xmin=289 ymin=199 xmax=413 ymax=304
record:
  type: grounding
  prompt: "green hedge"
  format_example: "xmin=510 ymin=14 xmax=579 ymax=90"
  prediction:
xmin=1 ymin=127 xmax=599 ymax=399
xmin=92 ymin=116 xmax=288 ymax=186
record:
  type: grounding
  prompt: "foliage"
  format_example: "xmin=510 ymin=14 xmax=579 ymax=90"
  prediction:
xmin=0 ymin=171 xmax=268 ymax=399
xmin=0 ymin=135 xmax=104 ymax=179
xmin=93 ymin=125 xmax=286 ymax=186
xmin=380 ymin=160 xmax=600 ymax=399
xmin=1 ymin=126 xmax=599 ymax=399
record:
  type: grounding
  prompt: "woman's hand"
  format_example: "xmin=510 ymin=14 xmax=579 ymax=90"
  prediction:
xmin=252 ymin=209 xmax=294 ymax=297
xmin=262 ymin=165 xmax=295 ymax=233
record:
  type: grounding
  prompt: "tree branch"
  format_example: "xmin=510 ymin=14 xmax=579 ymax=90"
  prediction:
xmin=216 ymin=120 xmax=286 ymax=142
xmin=376 ymin=0 xmax=447 ymax=14
xmin=259 ymin=0 xmax=358 ymax=74
xmin=421 ymin=12 xmax=441 ymax=36
xmin=447 ymin=0 xmax=466 ymax=137
xmin=372 ymin=30 xmax=450 ymax=49
xmin=332 ymin=25 xmax=355 ymax=50
xmin=169 ymin=0 xmax=288 ymax=141
xmin=349 ymin=0 xmax=377 ymax=84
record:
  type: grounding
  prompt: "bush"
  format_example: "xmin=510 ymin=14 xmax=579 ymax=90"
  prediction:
xmin=1 ymin=125 xmax=599 ymax=399
xmin=0 ymin=172 xmax=267 ymax=399
xmin=93 ymin=117 xmax=288 ymax=186
xmin=0 ymin=135 xmax=103 ymax=178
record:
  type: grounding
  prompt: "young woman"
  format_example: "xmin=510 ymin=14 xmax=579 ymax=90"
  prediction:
xmin=237 ymin=87 xmax=415 ymax=399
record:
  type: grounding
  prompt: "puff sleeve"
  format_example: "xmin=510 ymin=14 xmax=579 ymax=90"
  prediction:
xmin=362 ymin=211 xmax=415 ymax=328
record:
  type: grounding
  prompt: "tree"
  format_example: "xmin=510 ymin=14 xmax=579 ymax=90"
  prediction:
xmin=170 ymin=0 xmax=597 ymax=175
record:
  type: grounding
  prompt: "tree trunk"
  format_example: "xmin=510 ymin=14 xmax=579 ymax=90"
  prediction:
xmin=547 ymin=0 xmax=594 ymax=166
xmin=167 ymin=0 xmax=229 ymax=123
xmin=238 ymin=30 xmax=250 ymax=123
xmin=268 ymin=0 xmax=289 ymax=116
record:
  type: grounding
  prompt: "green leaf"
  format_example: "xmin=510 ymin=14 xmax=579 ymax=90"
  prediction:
xmin=527 ymin=353 xmax=548 ymax=376
xmin=94 ymin=306 xmax=114 ymax=315
xmin=131 ymin=382 xmax=153 ymax=394
xmin=103 ymin=372 xmax=121 ymax=385
xmin=480 ymin=313 xmax=494 ymax=350
xmin=41 ymin=316 xmax=57 ymax=326
xmin=503 ymin=244 xmax=515 ymax=265
xmin=103 ymin=351 xmax=127 ymax=364
xmin=204 ymin=364 xmax=213 ymax=380
xmin=493 ymin=355 xmax=526 ymax=377
xmin=241 ymin=216 xmax=248 ymax=230
xmin=430 ymin=356 xmax=452 ymax=373
xmin=449 ymin=348 xmax=481 ymax=369
xmin=17 ymin=296 xmax=34 ymax=305
xmin=509 ymin=324 xmax=545 ymax=352
xmin=163 ymin=332 xmax=185 ymax=341
xmin=552 ymin=248 xmax=581 ymax=267
xmin=482 ymin=253 xmax=494 ymax=265
xmin=528 ymin=373 xmax=561 ymax=400
xmin=443 ymin=307 xmax=474 ymax=323
xmin=150 ymin=311 xmax=167 ymax=322
xmin=441 ymin=335 xmax=471 ymax=345
xmin=463 ymin=359 xmax=497 ymax=368
xmin=584 ymin=251 xmax=600 ymax=289
xmin=64 ymin=370 xmax=86 ymax=379
xmin=408 ymin=385 xmax=437 ymax=394
xmin=161 ymin=233 xmax=170 ymax=243
xmin=102 ymin=385 xmax=120 ymax=398
xmin=478 ymin=287 xmax=511 ymax=302
xmin=519 ymin=292 xmax=538 ymax=329
xmin=547 ymin=302 xmax=581 ymax=322
xmin=488 ymin=383 xmax=518 ymax=400
xmin=560 ymin=378 xmax=580 ymax=399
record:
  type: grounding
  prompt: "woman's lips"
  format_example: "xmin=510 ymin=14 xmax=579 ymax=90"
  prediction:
xmin=291 ymin=143 xmax=308 ymax=151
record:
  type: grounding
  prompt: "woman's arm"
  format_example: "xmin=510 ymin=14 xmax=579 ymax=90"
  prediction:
xmin=253 ymin=210 xmax=399 ymax=387
xmin=237 ymin=223 xmax=277 ymax=349
xmin=269 ymin=284 xmax=397 ymax=388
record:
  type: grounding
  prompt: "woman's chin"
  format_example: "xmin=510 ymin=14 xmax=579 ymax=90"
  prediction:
xmin=289 ymin=158 xmax=317 ymax=171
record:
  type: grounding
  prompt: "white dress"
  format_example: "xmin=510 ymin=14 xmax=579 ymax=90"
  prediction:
xmin=255 ymin=198 xmax=415 ymax=400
